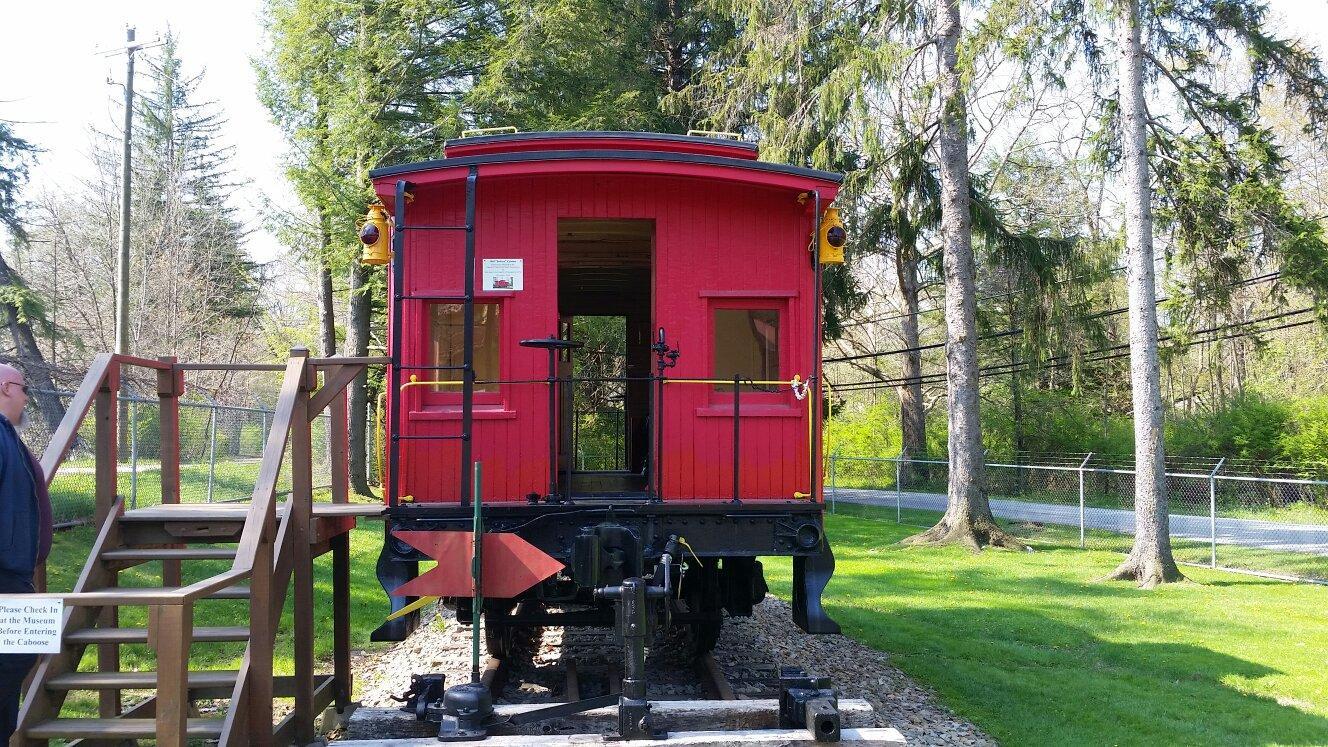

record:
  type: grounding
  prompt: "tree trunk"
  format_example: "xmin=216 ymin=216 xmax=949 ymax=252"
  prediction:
xmin=318 ymin=212 xmax=337 ymax=358
xmin=1105 ymin=0 xmax=1183 ymax=586
xmin=0 ymin=254 xmax=65 ymax=433
xmin=905 ymin=0 xmax=1024 ymax=551
xmin=346 ymin=261 xmax=372 ymax=497
xmin=895 ymin=236 xmax=927 ymax=474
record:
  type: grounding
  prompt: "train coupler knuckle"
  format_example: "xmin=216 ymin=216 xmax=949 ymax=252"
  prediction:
xmin=778 ymin=666 xmax=841 ymax=742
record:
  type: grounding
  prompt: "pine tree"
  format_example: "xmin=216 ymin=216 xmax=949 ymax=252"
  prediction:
xmin=258 ymin=0 xmax=484 ymax=494
xmin=135 ymin=32 xmax=260 ymax=354
xmin=0 ymin=121 xmax=66 ymax=432
xmin=467 ymin=0 xmax=734 ymax=130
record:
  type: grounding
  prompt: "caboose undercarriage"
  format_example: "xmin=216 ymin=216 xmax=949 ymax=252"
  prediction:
xmin=372 ymin=499 xmax=840 ymax=649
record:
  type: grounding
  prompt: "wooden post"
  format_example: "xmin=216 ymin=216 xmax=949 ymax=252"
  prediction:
xmin=331 ymin=386 xmax=350 ymax=504
xmin=291 ymin=349 xmax=316 ymax=745
xmin=247 ymin=530 xmax=275 ymax=745
xmin=94 ymin=361 xmax=121 ymax=718
xmin=332 ymin=532 xmax=352 ymax=711
xmin=151 ymin=602 xmax=193 ymax=747
xmin=158 ymin=356 xmax=183 ymax=587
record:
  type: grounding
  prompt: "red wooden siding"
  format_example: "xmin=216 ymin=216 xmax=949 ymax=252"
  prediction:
xmin=384 ymin=171 xmax=825 ymax=504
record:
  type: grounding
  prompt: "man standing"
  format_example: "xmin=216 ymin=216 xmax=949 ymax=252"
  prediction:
xmin=0 ymin=363 xmax=52 ymax=741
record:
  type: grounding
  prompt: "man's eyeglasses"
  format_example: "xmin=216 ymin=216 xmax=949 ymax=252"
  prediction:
xmin=2 ymin=381 xmax=28 ymax=395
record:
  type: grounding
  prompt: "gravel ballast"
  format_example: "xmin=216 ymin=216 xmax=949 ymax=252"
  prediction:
xmin=349 ymin=596 xmax=993 ymax=745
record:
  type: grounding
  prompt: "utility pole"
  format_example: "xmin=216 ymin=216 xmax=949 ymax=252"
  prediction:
xmin=103 ymin=26 xmax=161 ymax=355
xmin=115 ymin=27 xmax=138 ymax=356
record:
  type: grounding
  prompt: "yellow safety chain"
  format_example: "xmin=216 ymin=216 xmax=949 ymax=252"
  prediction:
xmin=675 ymin=536 xmax=704 ymax=597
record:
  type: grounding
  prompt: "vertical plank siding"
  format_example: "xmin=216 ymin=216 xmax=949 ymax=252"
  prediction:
xmin=393 ymin=173 xmax=816 ymax=503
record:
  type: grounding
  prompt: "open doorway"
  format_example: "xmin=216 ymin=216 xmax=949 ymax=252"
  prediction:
xmin=558 ymin=219 xmax=653 ymax=496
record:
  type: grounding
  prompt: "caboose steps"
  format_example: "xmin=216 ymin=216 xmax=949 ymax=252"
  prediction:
xmin=17 ymin=351 xmax=378 ymax=746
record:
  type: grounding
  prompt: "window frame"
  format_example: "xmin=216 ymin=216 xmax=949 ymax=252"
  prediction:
xmin=707 ymin=298 xmax=788 ymax=406
xmin=419 ymin=299 xmax=506 ymax=409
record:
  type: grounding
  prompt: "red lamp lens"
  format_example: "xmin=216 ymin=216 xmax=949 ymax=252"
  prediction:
xmin=360 ymin=223 xmax=381 ymax=246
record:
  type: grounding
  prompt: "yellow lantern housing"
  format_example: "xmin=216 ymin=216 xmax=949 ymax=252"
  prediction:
xmin=359 ymin=204 xmax=393 ymax=265
xmin=818 ymin=207 xmax=847 ymax=264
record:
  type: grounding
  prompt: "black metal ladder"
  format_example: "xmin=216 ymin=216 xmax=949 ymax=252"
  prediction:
xmin=387 ymin=166 xmax=480 ymax=507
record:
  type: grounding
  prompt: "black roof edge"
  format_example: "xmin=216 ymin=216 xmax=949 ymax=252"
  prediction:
xmin=369 ymin=148 xmax=843 ymax=185
xmin=442 ymin=130 xmax=759 ymax=152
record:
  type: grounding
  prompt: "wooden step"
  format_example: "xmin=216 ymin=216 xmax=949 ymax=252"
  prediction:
xmin=119 ymin=504 xmax=251 ymax=523
xmin=27 ymin=717 xmax=224 ymax=739
xmin=102 ymin=547 xmax=237 ymax=563
xmin=93 ymin=585 xmax=251 ymax=602
xmin=47 ymin=669 xmax=239 ymax=694
xmin=65 ymin=625 xmax=250 ymax=644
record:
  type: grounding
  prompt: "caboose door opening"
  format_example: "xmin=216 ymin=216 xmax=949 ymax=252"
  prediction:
xmin=557 ymin=218 xmax=654 ymax=497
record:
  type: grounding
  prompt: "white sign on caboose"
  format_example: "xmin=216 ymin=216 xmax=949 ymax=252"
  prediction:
xmin=482 ymin=258 xmax=523 ymax=291
xmin=0 ymin=597 xmax=63 ymax=653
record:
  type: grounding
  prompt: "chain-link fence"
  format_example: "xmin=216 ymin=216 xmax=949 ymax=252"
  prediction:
xmin=25 ymin=390 xmax=334 ymax=526
xmin=827 ymin=453 xmax=1328 ymax=583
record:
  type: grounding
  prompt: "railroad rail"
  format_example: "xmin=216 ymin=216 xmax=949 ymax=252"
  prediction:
xmin=342 ymin=619 xmax=903 ymax=744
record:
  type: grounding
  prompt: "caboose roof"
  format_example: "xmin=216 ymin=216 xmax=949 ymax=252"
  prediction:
xmin=369 ymin=130 xmax=843 ymax=195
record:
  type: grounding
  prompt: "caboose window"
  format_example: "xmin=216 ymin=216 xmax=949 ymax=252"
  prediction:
xmin=713 ymin=308 xmax=780 ymax=390
xmin=429 ymin=303 xmax=500 ymax=392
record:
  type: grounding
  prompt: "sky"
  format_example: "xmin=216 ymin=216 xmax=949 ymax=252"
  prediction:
xmin=2 ymin=0 xmax=1327 ymax=269
xmin=1 ymin=0 xmax=294 ymax=264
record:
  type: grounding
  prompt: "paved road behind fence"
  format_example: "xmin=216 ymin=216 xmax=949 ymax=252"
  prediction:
xmin=833 ymin=488 xmax=1328 ymax=556
xmin=828 ymin=455 xmax=1328 ymax=582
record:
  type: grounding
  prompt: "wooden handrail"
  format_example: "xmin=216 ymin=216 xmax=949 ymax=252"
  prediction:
xmin=109 ymin=353 xmax=174 ymax=370
xmin=310 ymin=355 xmax=391 ymax=367
xmin=229 ymin=354 xmax=307 ymax=579
xmin=175 ymin=363 xmax=288 ymax=371
xmin=39 ymin=353 xmax=112 ymax=481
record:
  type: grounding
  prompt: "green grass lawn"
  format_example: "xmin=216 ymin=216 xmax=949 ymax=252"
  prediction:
xmin=45 ymin=518 xmax=395 ymax=716
xmin=43 ymin=501 xmax=1328 ymax=744
xmin=766 ymin=505 xmax=1328 ymax=746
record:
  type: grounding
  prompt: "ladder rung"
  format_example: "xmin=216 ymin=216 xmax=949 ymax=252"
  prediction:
xmin=401 ymin=294 xmax=471 ymax=302
xmin=47 ymin=669 xmax=238 ymax=691
xmin=394 ymin=434 xmax=467 ymax=441
xmin=398 ymin=364 xmax=470 ymax=371
xmin=26 ymin=718 xmax=224 ymax=739
xmin=399 ymin=224 xmax=468 ymax=231
xmin=102 ymin=548 xmax=238 ymax=562
xmin=65 ymin=625 xmax=250 ymax=644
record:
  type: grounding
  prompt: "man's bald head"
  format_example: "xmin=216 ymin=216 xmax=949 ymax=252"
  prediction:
xmin=0 ymin=363 xmax=29 ymax=426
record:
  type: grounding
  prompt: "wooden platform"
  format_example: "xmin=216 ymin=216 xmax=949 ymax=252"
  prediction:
xmin=119 ymin=501 xmax=386 ymax=521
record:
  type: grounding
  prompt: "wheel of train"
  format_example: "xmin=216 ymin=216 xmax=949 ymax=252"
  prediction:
xmin=484 ymin=601 xmax=542 ymax=660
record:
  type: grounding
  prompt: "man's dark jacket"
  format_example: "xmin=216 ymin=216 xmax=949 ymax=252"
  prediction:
xmin=0 ymin=415 xmax=50 ymax=580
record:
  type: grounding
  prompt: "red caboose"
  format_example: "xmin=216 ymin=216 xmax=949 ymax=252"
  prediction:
xmin=367 ymin=131 xmax=842 ymax=648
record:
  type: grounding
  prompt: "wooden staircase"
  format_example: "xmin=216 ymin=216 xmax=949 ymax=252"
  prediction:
xmin=14 ymin=350 xmax=386 ymax=746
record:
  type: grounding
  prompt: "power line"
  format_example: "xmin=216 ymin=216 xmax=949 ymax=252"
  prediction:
xmin=839 ymin=258 xmax=1164 ymax=329
xmin=829 ymin=307 xmax=1317 ymax=392
xmin=825 ymin=271 xmax=1282 ymax=364
xmin=832 ymin=317 xmax=1317 ymax=392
